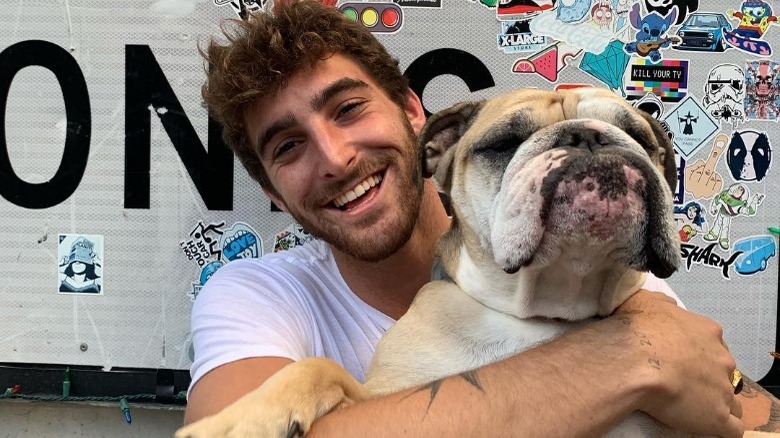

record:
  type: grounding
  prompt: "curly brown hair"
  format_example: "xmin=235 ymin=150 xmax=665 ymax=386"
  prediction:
xmin=202 ymin=0 xmax=410 ymax=194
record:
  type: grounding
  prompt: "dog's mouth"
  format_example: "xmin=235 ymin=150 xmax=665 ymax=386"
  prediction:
xmin=329 ymin=172 xmax=384 ymax=211
xmin=540 ymin=154 xmax=647 ymax=242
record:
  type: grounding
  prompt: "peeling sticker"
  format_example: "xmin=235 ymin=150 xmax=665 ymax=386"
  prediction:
xmin=58 ymin=234 xmax=103 ymax=294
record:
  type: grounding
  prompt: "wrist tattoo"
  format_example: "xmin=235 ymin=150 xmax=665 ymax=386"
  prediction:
xmin=408 ymin=370 xmax=483 ymax=412
xmin=742 ymin=376 xmax=780 ymax=432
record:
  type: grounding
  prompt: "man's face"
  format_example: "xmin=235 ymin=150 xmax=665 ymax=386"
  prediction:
xmin=245 ymin=54 xmax=426 ymax=262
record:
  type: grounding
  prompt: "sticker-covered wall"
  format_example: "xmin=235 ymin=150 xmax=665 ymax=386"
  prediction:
xmin=0 ymin=0 xmax=778 ymax=383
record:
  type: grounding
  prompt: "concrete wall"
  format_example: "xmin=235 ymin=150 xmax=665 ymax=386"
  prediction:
xmin=0 ymin=400 xmax=184 ymax=438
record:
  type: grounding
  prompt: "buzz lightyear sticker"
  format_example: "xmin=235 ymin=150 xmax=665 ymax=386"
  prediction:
xmin=58 ymin=234 xmax=103 ymax=294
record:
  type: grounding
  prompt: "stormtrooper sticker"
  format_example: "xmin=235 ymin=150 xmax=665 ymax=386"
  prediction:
xmin=702 ymin=64 xmax=745 ymax=126
xmin=726 ymin=130 xmax=772 ymax=182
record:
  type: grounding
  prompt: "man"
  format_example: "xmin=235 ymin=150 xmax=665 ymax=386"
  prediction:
xmin=185 ymin=1 xmax=778 ymax=435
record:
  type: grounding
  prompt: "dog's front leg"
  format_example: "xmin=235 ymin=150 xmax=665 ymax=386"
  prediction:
xmin=175 ymin=357 xmax=368 ymax=438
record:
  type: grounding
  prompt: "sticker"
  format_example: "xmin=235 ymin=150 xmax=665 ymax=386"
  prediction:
xmin=220 ymin=222 xmax=263 ymax=262
xmin=554 ymin=83 xmax=593 ymax=90
xmin=529 ymin=9 xmax=613 ymax=54
xmin=726 ymin=130 xmax=772 ymax=182
xmin=684 ymin=133 xmax=728 ymax=199
xmin=624 ymin=3 xmax=681 ymax=62
xmin=724 ymin=0 xmax=777 ymax=56
xmin=745 ymin=60 xmax=780 ymax=121
xmin=702 ymin=64 xmax=745 ymax=126
xmin=188 ymin=260 xmax=225 ymax=301
xmin=663 ymin=94 xmax=718 ymax=159
xmin=674 ymin=153 xmax=686 ymax=204
xmin=556 ymin=0 xmax=592 ymax=23
xmin=498 ymin=0 xmax=554 ymax=20
xmin=733 ymin=235 xmax=777 ymax=275
xmin=680 ymin=242 xmax=742 ymax=279
xmin=498 ymin=20 xmax=548 ymax=54
xmin=212 ymin=0 xmax=266 ymax=19
xmin=625 ymin=58 xmax=689 ymax=102
xmin=394 ymin=0 xmax=441 ymax=7
xmin=58 ymin=234 xmax=103 ymax=294
xmin=339 ymin=3 xmax=403 ymax=34
xmin=632 ymin=92 xmax=674 ymax=140
xmin=180 ymin=221 xmax=226 ymax=267
xmin=643 ymin=0 xmax=699 ymax=25
xmin=579 ymin=40 xmax=631 ymax=93
xmin=512 ymin=42 xmax=582 ymax=82
xmin=674 ymin=201 xmax=707 ymax=243
xmin=702 ymin=183 xmax=765 ymax=251
xmin=273 ymin=224 xmax=315 ymax=252
xmin=674 ymin=12 xmax=733 ymax=52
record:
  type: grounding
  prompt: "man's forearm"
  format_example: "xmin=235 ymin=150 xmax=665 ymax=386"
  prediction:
xmin=308 ymin=316 xmax=646 ymax=437
xmin=740 ymin=376 xmax=780 ymax=432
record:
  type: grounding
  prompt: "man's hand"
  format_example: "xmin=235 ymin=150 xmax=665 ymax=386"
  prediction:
xmin=615 ymin=290 xmax=743 ymax=437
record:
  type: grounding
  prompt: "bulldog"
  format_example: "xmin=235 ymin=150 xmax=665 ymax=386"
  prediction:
xmin=176 ymin=87 xmax=682 ymax=437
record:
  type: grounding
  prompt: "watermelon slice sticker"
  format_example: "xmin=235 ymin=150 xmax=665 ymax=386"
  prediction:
xmin=512 ymin=42 xmax=581 ymax=83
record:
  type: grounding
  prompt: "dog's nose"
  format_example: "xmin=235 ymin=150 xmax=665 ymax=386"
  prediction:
xmin=558 ymin=129 xmax=608 ymax=152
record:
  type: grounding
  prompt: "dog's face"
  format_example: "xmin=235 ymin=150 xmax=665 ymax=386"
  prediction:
xmin=420 ymin=88 xmax=679 ymax=293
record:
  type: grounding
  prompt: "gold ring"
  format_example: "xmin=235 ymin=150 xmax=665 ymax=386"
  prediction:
xmin=731 ymin=369 xmax=744 ymax=395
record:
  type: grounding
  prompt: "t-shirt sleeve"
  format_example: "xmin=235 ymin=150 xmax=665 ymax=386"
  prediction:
xmin=188 ymin=260 xmax=312 ymax=394
xmin=641 ymin=273 xmax=686 ymax=310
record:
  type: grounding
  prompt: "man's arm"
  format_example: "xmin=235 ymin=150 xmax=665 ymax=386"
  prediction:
xmin=184 ymin=357 xmax=293 ymax=424
xmin=307 ymin=290 xmax=742 ymax=437
xmin=740 ymin=376 xmax=780 ymax=432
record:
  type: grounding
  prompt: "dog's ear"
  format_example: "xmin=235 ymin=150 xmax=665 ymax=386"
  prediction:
xmin=635 ymin=110 xmax=677 ymax=193
xmin=419 ymin=101 xmax=482 ymax=185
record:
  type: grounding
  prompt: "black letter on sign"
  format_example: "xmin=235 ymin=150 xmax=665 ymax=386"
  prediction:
xmin=125 ymin=45 xmax=233 ymax=210
xmin=0 ymin=40 xmax=90 ymax=209
xmin=404 ymin=48 xmax=495 ymax=117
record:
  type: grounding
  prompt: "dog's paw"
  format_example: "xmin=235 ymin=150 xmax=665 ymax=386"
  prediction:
xmin=174 ymin=404 xmax=313 ymax=438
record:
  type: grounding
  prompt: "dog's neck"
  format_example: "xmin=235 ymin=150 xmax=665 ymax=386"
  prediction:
xmin=436 ymin=222 xmax=647 ymax=321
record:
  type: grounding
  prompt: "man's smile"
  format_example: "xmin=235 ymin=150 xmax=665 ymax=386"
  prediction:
xmin=331 ymin=172 xmax=384 ymax=210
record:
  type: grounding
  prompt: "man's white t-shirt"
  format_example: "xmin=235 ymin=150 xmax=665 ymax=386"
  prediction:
xmin=188 ymin=239 xmax=681 ymax=394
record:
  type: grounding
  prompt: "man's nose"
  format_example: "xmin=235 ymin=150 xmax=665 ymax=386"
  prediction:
xmin=311 ymin=125 xmax=357 ymax=177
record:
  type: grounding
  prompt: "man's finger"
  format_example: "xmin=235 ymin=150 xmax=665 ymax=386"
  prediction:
xmin=722 ymin=414 xmax=744 ymax=438
xmin=730 ymin=395 xmax=743 ymax=419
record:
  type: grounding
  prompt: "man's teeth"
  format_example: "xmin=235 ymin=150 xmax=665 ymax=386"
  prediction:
xmin=333 ymin=174 xmax=383 ymax=208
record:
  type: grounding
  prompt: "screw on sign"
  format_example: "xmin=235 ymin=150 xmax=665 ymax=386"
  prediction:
xmin=339 ymin=3 xmax=403 ymax=33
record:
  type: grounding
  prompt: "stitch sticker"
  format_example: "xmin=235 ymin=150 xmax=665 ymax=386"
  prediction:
xmin=58 ymin=234 xmax=103 ymax=294
xmin=684 ymin=132 xmax=728 ymax=199
xmin=726 ymin=130 xmax=772 ymax=182
xmin=624 ymin=3 xmax=681 ymax=62
xmin=724 ymin=0 xmax=777 ymax=55
xmin=624 ymin=58 xmax=689 ymax=102
xmin=745 ymin=60 xmax=780 ymax=121
xmin=733 ymin=235 xmax=776 ymax=275
xmin=663 ymin=94 xmax=718 ymax=159
xmin=498 ymin=20 xmax=549 ymax=53
xmin=703 ymin=64 xmax=745 ymax=126
xmin=703 ymin=182 xmax=765 ymax=250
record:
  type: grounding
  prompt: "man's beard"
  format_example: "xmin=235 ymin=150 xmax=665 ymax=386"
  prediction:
xmin=288 ymin=120 xmax=423 ymax=262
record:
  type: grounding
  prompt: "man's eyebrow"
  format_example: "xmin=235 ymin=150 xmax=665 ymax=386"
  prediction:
xmin=257 ymin=113 xmax=296 ymax=158
xmin=311 ymin=77 xmax=370 ymax=112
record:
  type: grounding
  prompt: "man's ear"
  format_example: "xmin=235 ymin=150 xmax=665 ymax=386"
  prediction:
xmin=403 ymin=88 xmax=426 ymax=134
xmin=263 ymin=187 xmax=288 ymax=213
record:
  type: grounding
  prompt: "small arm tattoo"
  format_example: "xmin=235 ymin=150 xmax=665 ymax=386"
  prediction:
xmin=407 ymin=370 xmax=484 ymax=412
xmin=742 ymin=376 xmax=780 ymax=432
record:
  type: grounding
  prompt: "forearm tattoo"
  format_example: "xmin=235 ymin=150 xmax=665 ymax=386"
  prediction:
xmin=741 ymin=375 xmax=780 ymax=432
xmin=407 ymin=370 xmax=483 ymax=412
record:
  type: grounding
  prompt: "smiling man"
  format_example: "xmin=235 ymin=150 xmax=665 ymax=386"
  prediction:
xmin=182 ymin=1 xmax=777 ymax=436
